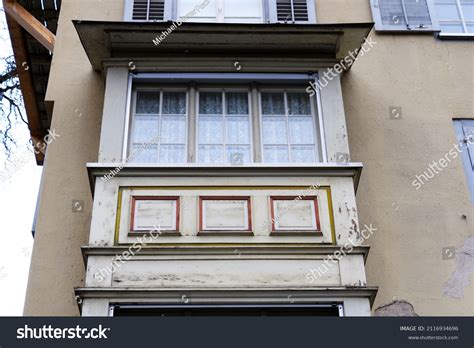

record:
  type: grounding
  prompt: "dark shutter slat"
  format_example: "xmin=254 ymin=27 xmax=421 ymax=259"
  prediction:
xmin=132 ymin=0 xmax=164 ymax=21
xmin=277 ymin=0 xmax=309 ymax=22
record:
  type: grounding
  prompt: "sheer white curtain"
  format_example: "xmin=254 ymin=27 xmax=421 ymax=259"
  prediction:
xmin=261 ymin=91 xmax=317 ymax=163
xmin=198 ymin=91 xmax=251 ymax=164
xmin=129 ymin=90 xmax=187 ymax=164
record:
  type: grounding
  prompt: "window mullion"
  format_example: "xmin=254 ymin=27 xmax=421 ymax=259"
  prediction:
xmin=284 ymin=91 xmax=292 ymax=163
xmin=157 ymin=90 xmax=163 ymax=163
xmin=222 ymin=90 xmax=227 ymax=163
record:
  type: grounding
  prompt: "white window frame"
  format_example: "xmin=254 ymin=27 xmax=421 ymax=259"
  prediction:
xmin=123 ymin=78 xmax=326 ymax=166
xmin=259 ymin=88 xmax=321 ymax=164
xmin=435 ymin=0 xmax=474 ymax=37
xmin=128 ymin=86 xmax=189 ymax=164
xmin=196 ymin=88 xmax=254 ymax=164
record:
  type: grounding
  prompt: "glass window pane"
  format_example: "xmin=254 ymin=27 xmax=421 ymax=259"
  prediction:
xmin=132 ymin=115 xmax=159 ymax=143
xmin=129 ymin=144 xmax=158 ymax=163
xmin=199 ymin=92 xmax=223 ymax=115
xmin=262 ymin=116 xmax=288 ymax=144
xmin=198 ymin=145 xmax=224 ymax=163
xmin=289 ymin=116 xmax=314 ymax=144
xmin=461 ymin=3 xmax=474 ymax=21
xmin=435 ymin=3 xmax=461 ymax=20
xmin=261 ymin=92 xmax=285 ymax=115
xmin=468 ymin=23 xmax=474 ymax=32
xmin=136 ymin=91 xmax=160 ymax=114
xmin=161 ymin=115 xmax=186 ymax=144
xmin=160 ymin=145 xmax=186 ymax=163
xmin=291 ymin=145 xmax=315 ymax=163
xmin=226 ymin=92 xmax=249 ymax=115
xmin=226 ymin=116 xmax=250 ymax=144
xmin=263 ymin=146 xmax=289 ymax=163
xmin=226 ymin=146 xmax=251 ymax=164
xmin=162 ymin=92 xmax=186 ymax=115
xmin=198 ymin=116 xmax=223 ymax=144
xmin=287 ymin=92 xmax=311 ymax=115
xmin=224 ymin=0 xmax=263 ymax=22
xmin=440 ymin=22 xmax=465 ymax=32
xmin=178 ymin=0 xmax=217 ymax=21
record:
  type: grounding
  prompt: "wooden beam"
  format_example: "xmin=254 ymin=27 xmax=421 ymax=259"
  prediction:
xmin=5 ymin=13 xmax=47 ymax=164
xmin=3 ymin=0 xmax=55 ymax=52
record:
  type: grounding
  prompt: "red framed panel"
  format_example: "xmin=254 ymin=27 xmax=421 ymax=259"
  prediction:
xmin=199 ymin=196 xmax=252 ymax=232
xmin=270 ymin=196 xmax=321 ymax=233
xmin=129 ymin=196 xmax=180 ymax=234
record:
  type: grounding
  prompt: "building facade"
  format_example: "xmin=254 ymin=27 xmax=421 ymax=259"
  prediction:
xmin=6 ymin=0 xmax=473 ymax=316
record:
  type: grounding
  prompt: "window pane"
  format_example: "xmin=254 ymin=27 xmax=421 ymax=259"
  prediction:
xmin=435 ymin=2 xmax=461 ymax=20
xmin=262 ymin=116 xmax=287 ymax=144
xmin=162 ymin=92 xmax=186 ymax=115
xmin=224 ymin=0 xmax=263 ymax=22
xmin=199 ymin=116 xmax=223 ymax=144
xmin=226 ymin=145 xmax=251 ymax=164
xmin=226 ymin=116 xmax=250 ymax=144
xmin=468 ymin=23 xmax=474 ymax=32
xmin=130 ymin=144 xmax=158 ymax=163
xmin=287 ymin=92 xmax=311 ymax=115
xmin=226 ymin=92 xmax=249 ymax=115
xmin=291 ymin=145 xmax=315 ymax=163
xmin=198 ymin=145 xmax=224 ymax=163
xmin=199 ymin=92 xmax=222 ymax=114
xmin=289 ymin=116 xmax=314 ymax=144
xmin=161 ymin=115 xmax=186 ymax=144
xmin=261 ymin=92 xmax=285 ymax=115
xmin=263 ymin=146 xmax=289 ymax=163
xmin=178 ymin=0 xmax=217 ymax=21
xmin=136 ymin=91 xmax=160 ymax=114
xmin=461 ymin=2 xmax=474 ymax=21
xmin=440 ymin=22 xmax=465 ymax=32
xmin=160 ymin=145 xmax=186 ymax=163
xmin=131 ymin=115 xmax=159 ymax=143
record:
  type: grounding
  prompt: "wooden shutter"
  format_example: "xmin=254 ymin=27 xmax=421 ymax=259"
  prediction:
xmin=126 ymin=0 xmax=166 ymax=21
xmin=269 ymin=0 xmax=316 ymax=23
xmin=370 ymin=0 xmax=439 ymax=31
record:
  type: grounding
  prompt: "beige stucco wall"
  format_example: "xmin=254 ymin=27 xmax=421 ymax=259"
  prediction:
xmin=24 ymin=0 xmax=474 ymax=316
xmin=318 ymin=0 xmax=474 ymax=316
xmin=23 ymin=0 xmax=125 ymax=315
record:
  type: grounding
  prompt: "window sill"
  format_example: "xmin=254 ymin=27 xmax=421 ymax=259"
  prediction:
xmin=438 ymin=33 xmax=474 ymax=40
xmin=87 ymin=162 xmax=364 ymax=193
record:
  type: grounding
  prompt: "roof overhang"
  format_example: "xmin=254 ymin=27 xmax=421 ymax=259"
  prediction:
xmin=73 ymin=21 xmax=374 ymax=72
xmin=4 ymin=0 xmax=60 ymax=165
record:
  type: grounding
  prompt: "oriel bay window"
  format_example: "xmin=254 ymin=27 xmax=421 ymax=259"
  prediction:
xmin=128 ymin=84 xmax=323 ymax=164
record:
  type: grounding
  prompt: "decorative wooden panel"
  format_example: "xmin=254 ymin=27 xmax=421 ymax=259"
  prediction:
xmin=199 ymin=196 xmax=252 ymax=232
xmin=270 ymin=196 xmax=320 ymax=232
xmin=130 ymin=196 xmax=179 ymax=233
